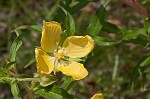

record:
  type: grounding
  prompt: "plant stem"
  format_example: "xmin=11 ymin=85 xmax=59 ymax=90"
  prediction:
xmin=18 ymin=82 xmax=34 ymax=99
xmin=16 ymin=78 xmax=40 ymax=82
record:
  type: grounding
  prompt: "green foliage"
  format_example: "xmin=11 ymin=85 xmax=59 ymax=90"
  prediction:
xmin=0 ymin=68 xmax=8 ymax=77
xmin=96 ymin=5 xmax=106 ymax=25
xmin=13 ymin=25 xmax=42 ymax=34
xmin=87 ymin=0 xmax=122 ymax=47
xmin=87 ymin=15 xmax=102 ymax=36
xmin=140 ymin=0 xmax=150 ymax=4
xmin=0 ymin=77 xmax=10 ymax=84
xmin=0 ymin=0 xmax=150 ymax=98
xmin=65 ymin=12 xmax=75 ymax=36
xmin=34 ymin=85 xmax=77 ymax=99
xmin=60 ymin=6 xmax=75 ymax=36
xmin=10 ymin=82 xmax=21 ymax=99
xmin=131 ymin=56 xmax=150 ymax=85
xmin=102 ymin=22 xmax=125 ymax=35
xmin=9 ymin=36 xmax=22 ymax=62
xmin=60 ymin=76 xmax=77 ymax=91
xmin=40 ymin=75 xmax=58 ymax=87
xmin=93 ymin=36 xmax=120 ymax=46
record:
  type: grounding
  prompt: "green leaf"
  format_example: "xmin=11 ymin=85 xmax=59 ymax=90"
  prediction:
xmin=96 ymin=5 xmax=106 ymax=25
xmin=144 ymin=21 xmax=150 ymax=34
xmin=95 ymin=0 xmax=112 ymax=24
xmin=60 ymin=76 xmax=77 ymax=91
xmin=0 ymin=77 xmax=9 ymax=84
xmin=123 ymin=29 xmax=147 ymax=40
xmin=60 ymin=6 xmax=75 ymax=36
xmin=13 ymin=25 xmax=42 ymax=34
xmin=0 ymin=68 xmax=8 ymax=77
xmin=87 ymin=15 xmax=102 ymax=36
xmin=9 ymin=36 xmax=23 ymax=62
xmin=102 ymin=22 xmax=125 ymax=35
xmin=124 ymin=35 xmax=148 ymax=45
xmin=103 ymin=0 xmax=112 ymax=7
xmin=24 ymin=58 xmax=35 ymax=68
xmin=140 ymin=56 xmax=150 ymax=66
xmin=93 ymin=36 xmax=120 ymax=46
xmin=95 ymin=0 xmax=113 ymax=24
xmin=0 ymin=77 xmax=14 ymax=84
xmin=69 ymin=1 xmax=90 ymax=14
xmin=40 ymin=75 xmax=58 ymax=87
xmin=34 ymin=85 xmax=77 ymax=99
xmin=95 ymin=0 xmax=123 ymax=36
xmin=55 ymin=1 xmax=90 ymax=22
xmin=10 ymin=82 xmax=21 ymax=99
xmin=130 ymin=56 xmax=150 ymax=86
xmin=66 ymin=13 xmax=75 ymax=36
xmin=141 ymin=0 xmax=150 ymax=4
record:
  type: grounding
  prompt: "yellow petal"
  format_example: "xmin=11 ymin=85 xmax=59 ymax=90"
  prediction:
xmin=63 ymin=35 xmax=94 ymax=58
xmin=41 ymin=21 xmax=61 ymax=53
xmin=58 ymin=62 xmax=88 ymax=80
xmin=35 ymin=48 xmax=55 ymax=74
xmin=91 ymin=93 xmax=104 ymax=99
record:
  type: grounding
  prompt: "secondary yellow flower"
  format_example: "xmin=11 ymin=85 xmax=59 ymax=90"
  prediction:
xmin=91 ymin=93 xmax=104 ymax=99
xmin=35 ymin=21 xmax=94 ymax=80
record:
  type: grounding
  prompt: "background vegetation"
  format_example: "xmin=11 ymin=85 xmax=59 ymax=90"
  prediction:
xmin=0 ymin=0 xmax=150 ymax=99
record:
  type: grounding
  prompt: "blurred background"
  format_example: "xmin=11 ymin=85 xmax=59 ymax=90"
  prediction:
xmin=0 ymin=0 xmax=150 ymax=99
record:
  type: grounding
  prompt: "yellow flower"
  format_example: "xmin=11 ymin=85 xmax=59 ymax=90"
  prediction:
xmin=91 ymin=93 xmax=104 ymax=99
xmin=35 ymin=21 xmax=94 ymax=80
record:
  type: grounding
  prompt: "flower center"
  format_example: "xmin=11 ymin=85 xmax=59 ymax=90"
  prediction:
xmin=54 ymin=48 xmax=65 ymax=60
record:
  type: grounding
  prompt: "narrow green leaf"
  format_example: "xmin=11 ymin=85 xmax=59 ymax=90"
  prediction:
xmin=96 ymin=0 xmax=112 ymax=25
xmin=144 ymin=21 xmax=150 ymax=35
xmin=93 ymin=36 xmax=120 ymax=46
xmin=130 ymin=56 xmax=150 ymax=86
xmin=140 ymin=56 xmax=150 ymax=66
xmin=70 ymin=1 xmax=90 ymax=14
xmin=95 ymin=0 xmax=124 ymax=36
xmin=103 ymin=0 xmax=112 ymax=7
xmin=102 ymin=22 xmax=125 ymax=35
xmin=60 ymin=6 xmax=75 ymax=36
xmin=87 ymin=15 xmax=102 ymax=36
xmin=24 ymin=58 xmax=35 ymax=68
xmin=34 ymin=85 xmax=77 ymax=99
xmin=123 ymin=29 xmax=147 ymax=40
xmin=29 ymin=25 xmax=42 ymax=33
xmin=96 ymin=0 xmax=113 ymax=24
xmin=96 ymin=5 xmax=106 ymax=24
xmin=55 ymin=0 xmax=90 ymax=22
xmin=10 ymin=82 xmax=21 ymax=99
xmin=66 ymin=13 xmax=75 ymax=36
xmin=60 ymin=76 xmax=77 ymax=91
xmin=13 ymin=25 xmax=42 ymax=33
xmin=9 ymin=36 xmax=23 ymax=62
xmin=124 ymin=35 xmax=148 ymax=45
